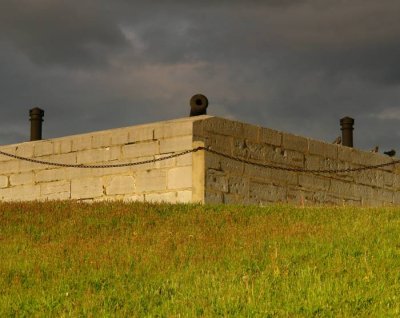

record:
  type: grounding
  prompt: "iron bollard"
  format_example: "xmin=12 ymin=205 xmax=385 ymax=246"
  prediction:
xmin=29 ymin=107 xmax=44 ymax=141
xmin=340 ymin=116 xmax=354 ymax=148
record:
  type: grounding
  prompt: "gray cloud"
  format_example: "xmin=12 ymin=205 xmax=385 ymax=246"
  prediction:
xmin=1 ymin=0 xmax=400 ymax=153
xmin=0 ymin=0 xmax=129 ymax=68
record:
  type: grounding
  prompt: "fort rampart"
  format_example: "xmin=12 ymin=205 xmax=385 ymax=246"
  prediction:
xmin=1 ymin=116 xmax=399 ymax=206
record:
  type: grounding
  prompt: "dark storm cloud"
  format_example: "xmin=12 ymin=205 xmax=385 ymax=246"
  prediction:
xmin=0 ymin=0 xmax=129 ymax=68
xmin=1 ymin=0 xmax=400 ymax=152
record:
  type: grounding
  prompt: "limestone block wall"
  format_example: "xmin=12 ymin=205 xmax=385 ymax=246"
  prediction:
xmin=0 ymin=116 xmax=210 ymax=203
xmin=1 ymin=115 xmax=400 ymax=206
xmin=193 ymin=117 xmax=400 ymax=206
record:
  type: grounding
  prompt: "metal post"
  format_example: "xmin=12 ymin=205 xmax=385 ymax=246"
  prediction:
xmin=340 ymin=116 xmax=354 ymax=148
xmin=29 ymin=107 xmax=44 ymax=141
xmin=190 ymin=94 xmax=208 ymax=116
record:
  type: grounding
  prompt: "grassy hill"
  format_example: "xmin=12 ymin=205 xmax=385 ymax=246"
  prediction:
xmin=1 ymin=201 xmax=400 ymax=317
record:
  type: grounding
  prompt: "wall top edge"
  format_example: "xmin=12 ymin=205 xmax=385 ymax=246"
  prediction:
xmin=193 ymin=116 xmax=398 ymax=161
xmin=0 ymin=115 xmax=214 ymax=149
xmin=0 ymin=115 xmax=397 ymax=162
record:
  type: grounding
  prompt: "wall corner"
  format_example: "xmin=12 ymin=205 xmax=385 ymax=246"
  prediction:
xmin=192 ymin=139 xmax=205 ymax=204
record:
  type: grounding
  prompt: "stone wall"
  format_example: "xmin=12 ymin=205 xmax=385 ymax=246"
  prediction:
xmin=1 ymin=115 xmax=400 ymax=206
xmin=193 ymin=117 xmax=400 ymax=206
xmin=0 ymin=116 xmax=210 ymax=203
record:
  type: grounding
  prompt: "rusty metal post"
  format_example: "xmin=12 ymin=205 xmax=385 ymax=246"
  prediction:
xmin=29 ymin=107 xmax=44 ymax=141
xmin=340 ymin=116 xmax=354 ymax=148
xmin=190 ymin=94 xmax=208 ymax=116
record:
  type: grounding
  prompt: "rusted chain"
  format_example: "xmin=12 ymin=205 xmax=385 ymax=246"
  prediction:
xmin=0 ymin=146 xmax=399 ymax=173
xmin=204 ymin=148 xmax=400 ymax=173
xmin=0 ymin=148 xmax=204 ymax=169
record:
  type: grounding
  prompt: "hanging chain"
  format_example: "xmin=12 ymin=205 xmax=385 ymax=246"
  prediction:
xmin=0 ymin=146 xmax=399 ymax=173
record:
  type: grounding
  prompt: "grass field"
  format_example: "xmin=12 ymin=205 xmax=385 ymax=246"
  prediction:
xmin=1 ymin=201 xmax=400 ymax=317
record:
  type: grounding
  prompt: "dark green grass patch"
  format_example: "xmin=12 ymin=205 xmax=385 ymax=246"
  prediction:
xmin=1 ymin=201 xmax=400 ymax=316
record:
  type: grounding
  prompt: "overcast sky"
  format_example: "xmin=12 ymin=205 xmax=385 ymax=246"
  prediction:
xmin=1 ymin=0 xmax=400 ymax=152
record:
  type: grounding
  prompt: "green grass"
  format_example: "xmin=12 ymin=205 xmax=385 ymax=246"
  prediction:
xmin=1 ymin=201 xmax=400 ymax=317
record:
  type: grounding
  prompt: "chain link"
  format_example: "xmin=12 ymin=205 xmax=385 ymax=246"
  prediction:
xmin=0 ymin=148 xmax=204 ymax=169
xmin=204 ymin=148 xmax=400 ymax=173
xmin=0 ymin=146 xmax=399 ymax=173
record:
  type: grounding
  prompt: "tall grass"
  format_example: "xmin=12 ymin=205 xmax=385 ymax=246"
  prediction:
xmin=1 ymin=201 xmax=400 ymax=317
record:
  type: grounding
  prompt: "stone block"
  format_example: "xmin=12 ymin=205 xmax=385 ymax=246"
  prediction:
xmin=77 ymin=148 xmax=111 ymax=164
xmin=109 ymin=146 xmax=122 ymax=161
xmin=329 ymin=179 xmax=354 ymax=197
xmin=0 ymin=184 xmax=40 ymax=201
xmin=392 ymin=174 xmax=400 ymax=190
xmin=72 ymin=135 xmax=92 ymax=151
xmin=204 ymin=134 xmax=233 ymax=155
xmin=123 ymin=141 xmax=159 ymax=159
xmin=145 ymin=192 xmax=177 ymax=203
xmin=352 ymin=184 xmax=374 ymax=200
xmin=34 ymin=141 xmax=53 ymax=157
xmin=298 ymin=174 xmax=330 ymax=191
xmin=376 ymin=189 xmax=393 ymax=203
xmin=40 ymin=153 xmax=77 ymax=165
xmin=136 ymin=170 xmax=167 ymax=192
xmin=382 ymin=171 xmax=394 ymax=188
xmin=1 ymin=160 xmax=19 ymax=174
xmin=106 ymin=175 xmax=135 ymax=195
xmin=92 ymin=133 xmax=112 ymax=148
xmin=17 ymin=160 xmax=42 ymax=173
xmin=337 ymin=147 xmax=387 ymax=170
xmin=177 ymin=190 xmax=192 ymax=203
xmin=71 ymin=177 xmax=104 ymax=199
xmin=393 ymin=192 xmax=400 ymax=205
xmin=41 ymin=192 xmax=71 ymax=201
xmin=249 ymin=182 xmax=287 ymax=203
xmin=123 ymin=194 xmax=145 ymax=202
xmin=0 ymin=146 xmax=16 ymax=162
xmin=96 ymin=156 xmax=155 ymax=173
xmin=40 ymin=181 xmax=70 ymax=196
xmin=304 ymin=155 xmax=323 ymax=171
xmin=228 ymin=176 xmax=249 ymax=195
xmin=202 ymin=118 xmax=244 ymax=138
xmin=355 ymin=170 xmax=379 ymax=187
xmin=206 ymin=169 xmax=228 ymax=192
xmin=205 ymin=190 xmax=224 ymax=204
xmin=154 ymin=121 xmax=193 ymax=139
xmin=282 ymin=133 xmax=308 ymax=152
xmin=16 ymin=143 xmax=34 ymax=158
xmin=160 ymin=135 xmax=192 ymax=154
xmin=244 ymin=164 xmax=297 ymax=185
xmin=128 ymin=126 xmax=155 ymax=143
xmin=176 ymin=152 xmax=192 ymax=167
xmin=35 ymin=168 xmax=68 ymax=183
xmin=168 ymin=166 xmax=192 ymax=189
xmin=10 ymin=172 xmax=35 ymax=186
xmin=53 ymin=139 xmax=72 ymax=154
xmin=308 ymin=139 xmax=338 ymax=159
xmin=0 ymin=176 xmax=8 ymax=188
xmin=284 ymin=150 xmax=305 ymax=168
xmin=232 ymin=140 xmax=266 ymax=161
xmin=259 ymin=127 xmax=282 ymax=147
xmin=242 ymin=124 xmax=260 ymax=143
xmin=223 ymin=193 xmax=247 ymax=205
xmin=286 ymin=187 xmax=323 ymax=205
xmin=111 ymin=130 xmax=129 ymax=145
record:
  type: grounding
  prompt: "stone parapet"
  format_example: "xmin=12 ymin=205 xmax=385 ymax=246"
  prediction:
xmin=0 ymin=116 xmax=210 ymax=203
xmin=0 ymin=115 xmax=399 ymax=206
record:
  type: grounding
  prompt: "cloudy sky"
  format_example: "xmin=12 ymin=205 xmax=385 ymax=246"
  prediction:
xmin=1 ymin=0 xmax=400 ymax=152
